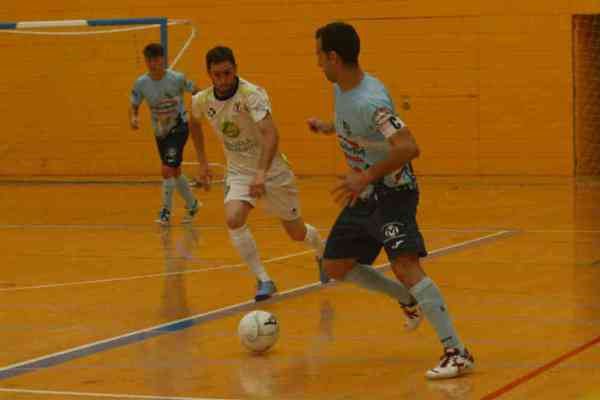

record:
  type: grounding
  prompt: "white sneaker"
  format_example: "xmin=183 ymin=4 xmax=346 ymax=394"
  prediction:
xmin=426 ymin=348 xmax=474 ymax=380
xmin=400 ymin=302 xmax=422 ymax=332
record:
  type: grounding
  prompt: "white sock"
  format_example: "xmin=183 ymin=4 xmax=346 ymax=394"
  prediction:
xmin=175 ymin=175 xmax=196 ymax=209
xmin=229 ymin=225 xmax=271 ymax=282
xmin=162 ymin=178 xmax=176 ymax=211
xmin=304 ymin=224 xmax=324 ymax=257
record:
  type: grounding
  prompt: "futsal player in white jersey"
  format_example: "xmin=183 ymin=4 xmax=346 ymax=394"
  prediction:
xmin=190 ymin=46 xmax=327 ymax=301
xmin=129 ymin=43 xmax=203 ymax=225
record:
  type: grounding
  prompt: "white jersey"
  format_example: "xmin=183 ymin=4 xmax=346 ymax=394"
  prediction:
xmin=191 ymin=77 xmax=289 ymax=177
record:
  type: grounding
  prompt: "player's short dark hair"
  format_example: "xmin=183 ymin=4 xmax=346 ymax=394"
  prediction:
xmin=315 ymin=22 xmax=360 ymax=66
xmin=206 ymin=46 xmax=237 ymax=70
xmin=143 ymin=43 xmax=164 ymax=59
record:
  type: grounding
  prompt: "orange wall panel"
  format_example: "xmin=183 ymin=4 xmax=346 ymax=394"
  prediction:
xmin=0 ymin=1 xmax=596 ymax=177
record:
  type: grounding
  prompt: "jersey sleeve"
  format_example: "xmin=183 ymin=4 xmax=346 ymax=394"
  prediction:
xmin=130 ymin=79 xmax=144 ymax=106
xmin=172 ymin=70 xmax=196 ymax=93
xmin=245 ymin=87 xmax=272 ymax=122
xmin=182 ymin=75 xmax=196 ymax=93
xmin=364 ymin=98 xmax=405 ymax=138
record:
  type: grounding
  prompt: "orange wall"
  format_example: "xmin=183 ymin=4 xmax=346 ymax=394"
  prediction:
xmin=1 ymin=0 xmax=598 ymax=178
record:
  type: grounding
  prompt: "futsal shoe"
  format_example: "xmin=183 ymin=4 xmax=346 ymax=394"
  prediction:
xmin=255 ymin=280 xmax=277 ymax=302
xmin=182 ymin=199 xmax=202 ymax=224
xmin=316 ymin=257 xmax=331 ymax=284
xmin=426 ymin=348 xmax=474 ymax=380
xmin=400 ymin=302 xmax=423 ymax=332
xmin=155 ymin=208 xmax=171 ymax=226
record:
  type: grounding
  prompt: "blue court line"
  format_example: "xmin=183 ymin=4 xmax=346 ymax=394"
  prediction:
xmin=0 ymin=230 xmax=515 ymax=381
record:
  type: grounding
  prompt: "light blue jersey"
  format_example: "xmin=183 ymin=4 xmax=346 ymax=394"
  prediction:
xmin=334 ymin=73 xmax=417 ymax=189
xmin=130 ymin=69 xmax=196 ymax=137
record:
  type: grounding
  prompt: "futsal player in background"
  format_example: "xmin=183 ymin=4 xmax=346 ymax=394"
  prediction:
xmin=129 ymin=43 xmax=205 ymax=225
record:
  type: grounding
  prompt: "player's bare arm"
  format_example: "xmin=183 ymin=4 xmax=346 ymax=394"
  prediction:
xmin=189 ymin=115 xmax=213 ymax=190
xmin=251 ymin=113 xmax=279 ymax=198
xmin=129 ymin=104 xmax=140 ymax=130
xmin=332 ymin=127 xmax=419 ymax=206
xmin=364 ymin=127 xmax=420 ymax=183
xmin=306 ymin=117 xmax=335 ymax=135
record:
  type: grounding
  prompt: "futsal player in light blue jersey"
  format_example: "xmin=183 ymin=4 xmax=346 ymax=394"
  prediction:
xmin=129 ymin=43 xmax=204 ymax=225
xmin=307 ymin=22 xmax=474 ymax=379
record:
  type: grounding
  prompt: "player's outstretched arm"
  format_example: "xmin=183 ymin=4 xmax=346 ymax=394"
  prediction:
xmin=250 ymin=114 xmax=280 ymax=198
xmin=306 ymin=117 xmax=335 ymax=135
xmin=189 ymin=116 xmax=212 ymax=191
xmin=256 ymin=113 xmax=280 ymax=173
xmin=129 ymin=104 xmax=140 ymax=130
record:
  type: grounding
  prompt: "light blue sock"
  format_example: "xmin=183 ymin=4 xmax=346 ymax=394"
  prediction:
xmin=175 ymin=174 xmax=196 ymax=209
xmin=409 ymin=277 xmax=464 ymax=351
xmin=162 ymin=178 xmax=176 ymax=211
xmin=344 ymin=264 xmax=416 ymax=305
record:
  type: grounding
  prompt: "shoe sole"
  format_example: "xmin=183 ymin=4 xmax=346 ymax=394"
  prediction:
xmin=425 ymin=365 xmax=474 ymax=380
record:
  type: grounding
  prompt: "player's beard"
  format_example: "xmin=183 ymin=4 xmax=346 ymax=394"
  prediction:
xmin=215 ymin=77 xmax=239 ymax=99
xmin=215 ymin=84 xmax=234 ymax=97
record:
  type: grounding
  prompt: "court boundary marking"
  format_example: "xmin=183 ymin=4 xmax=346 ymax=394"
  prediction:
xmin=0 ymin=388 xmax=234 ymax=400
xmin=0 ymin=230 xmax=514 ymax=382
xmin=0 ymin=249 xmax=315 ymax=292
xmin=481 ymin=334 xmax=600 ymax=399
xmin=3 ymin=223 xmax=599 ymax=234
xmin=1 ymin=228 xmax=516 ymax=293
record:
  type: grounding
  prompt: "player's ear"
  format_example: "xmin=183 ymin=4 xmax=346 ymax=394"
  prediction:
xmin=330 ymin=51 xmax=342 ymax=66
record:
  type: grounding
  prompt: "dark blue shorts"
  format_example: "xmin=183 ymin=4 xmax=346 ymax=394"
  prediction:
xmin=323 ymin=186 xmax=427 ymax=264
xmin=155 ymin=120 xmax=189 ymax=168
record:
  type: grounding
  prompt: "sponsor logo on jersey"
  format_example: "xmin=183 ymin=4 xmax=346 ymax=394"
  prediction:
xmin=221 ymin=120 xmax=240 ymax=138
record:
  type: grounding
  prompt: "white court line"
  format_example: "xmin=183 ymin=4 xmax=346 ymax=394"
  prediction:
xmin=0 ymin=223 xmax=518 ymax=232
xmin=0 ymin=388 xmax=234 ymax=400
xmin=1 ymin=228 xmax=518 ymax=292
xmin=0 ymin=250 xmax=314 ymax=292
xmin=0 ymin=230 xmax=514 ymax=383
xmin=1 ymin=227 xmax=514 ymax=292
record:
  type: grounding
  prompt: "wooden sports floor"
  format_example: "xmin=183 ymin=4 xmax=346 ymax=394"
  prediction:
xmin=1 ymin=176 xmax=599 ymax=400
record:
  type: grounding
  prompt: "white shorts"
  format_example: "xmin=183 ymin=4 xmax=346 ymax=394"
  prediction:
xmin=224 ymin=168 xmax=301 ymax=221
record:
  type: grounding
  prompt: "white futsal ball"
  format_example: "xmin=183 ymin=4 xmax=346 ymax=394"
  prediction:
xmin=238 ymin=310 xmax=280 ymax=353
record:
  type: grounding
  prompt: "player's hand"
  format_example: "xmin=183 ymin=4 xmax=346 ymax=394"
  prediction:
xmin=130 ymin=116 xmax=140 ymax=130
xmin=196 ymin=163 xmax=213 ymax=191
xmin=307 ymin=117 xmax=327 ymax=134
xmin=331 ymin=170 xmax=370 ymax=207
xmin=249 ymin=171 xmax=266 ymax=198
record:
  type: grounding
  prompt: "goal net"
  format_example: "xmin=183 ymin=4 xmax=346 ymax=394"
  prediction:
xmin=574 ymin=15 xmax=600 ymax=176
xmin=0 ymin=18 xmax=224 ymax=182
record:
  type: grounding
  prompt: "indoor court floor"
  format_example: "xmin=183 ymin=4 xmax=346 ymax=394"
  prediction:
xmin=1 ymin=176 xmax=599 ymax=400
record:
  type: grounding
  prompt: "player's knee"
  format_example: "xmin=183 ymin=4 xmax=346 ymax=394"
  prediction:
xmin=391 ymin=254 xmax=423 ymax=285
xmin=226 ymin=216 xmax=245 ymax=230
xmin=322 ymin=259 xmax=353 ymax=280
